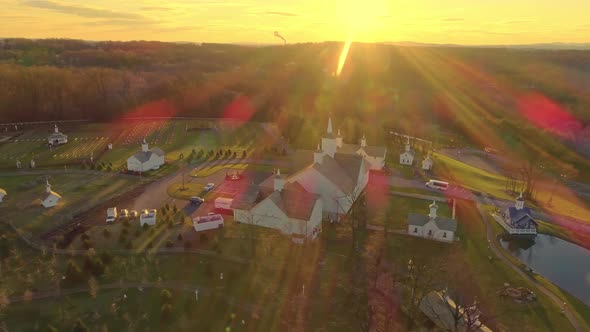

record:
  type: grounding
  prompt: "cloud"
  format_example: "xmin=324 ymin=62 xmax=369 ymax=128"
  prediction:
xmin=141 ymin=6 xmax=173 ymax=11
xmin=441 ymin=18 xmax=464 ymax=22
xmin=502 ymin=20 xmax=532 ymax=24
xmin=83 ymin=19 xmax=156 ymax=26
xmin=263 ymin=11 xmax=298 ymax=17
xmin=22 ymin=0 xmax=147 ymax=20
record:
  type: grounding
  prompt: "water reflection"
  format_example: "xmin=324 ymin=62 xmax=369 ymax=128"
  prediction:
xmin=500 ymin=234 xmax=590 ymax=306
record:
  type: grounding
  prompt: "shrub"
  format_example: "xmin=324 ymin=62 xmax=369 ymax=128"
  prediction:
xmin=177 ymin=233 xmax=183 ymax=241
xmin=199 ymin=234 xmax=208 ymax=244
xmin=142 ymin=223 xmax=149 ymax=231
xmin=160 ymin=303 xmax=173 ymax=321
xmin=160 ymin=289 xmax=173 ymax=304
xmin=121 ymin=228 xmax=129 ymax=236
xmin=165 ymin=240 xmax=173 ymax=248
xmin=82 ymin=239 xmax=93 ymax=250
xmin=118 ymin=234 xmax=127 ymax=244
xmin=134 ymin=229 xmax=141 ymax=237
xmin=63 ymin=260 xmax=85 ymax=286
xmin=99 ymin=252 xmax=112 ymax=265
xmin=81 ymin=233 xmax=90 ymax=241
xmin=122 ymin=219 xmax=130 ymax=228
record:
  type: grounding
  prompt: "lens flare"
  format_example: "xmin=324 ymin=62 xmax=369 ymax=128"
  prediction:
xmin=336 ymin=37 xmax=352 ymax=76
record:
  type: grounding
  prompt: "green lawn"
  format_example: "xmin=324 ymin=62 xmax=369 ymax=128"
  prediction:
xmin=166 ymin=182 xmax=208 ymax=200
xmin=432 ymin=152 xmax=515 ymax=200
xmin=0 ymin=173 xmax=140 ymax=235
xmin=368 ymin=195 xmax=452 ymax=229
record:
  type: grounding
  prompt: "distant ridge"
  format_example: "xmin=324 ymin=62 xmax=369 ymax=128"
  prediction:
xmin=383 ymin=41 xmax=590 ymax=50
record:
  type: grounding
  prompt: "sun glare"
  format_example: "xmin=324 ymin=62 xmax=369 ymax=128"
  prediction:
xmin=336 ymin=37 xmax=353 ymax=76
xmin=337 ymin=0 xmax=390 ymax=35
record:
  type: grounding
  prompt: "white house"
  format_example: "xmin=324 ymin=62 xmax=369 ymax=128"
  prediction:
xmin=127 ymin=139 xmax=165 ymax=172
xmin=399 ymin=137 xmax=415 ymax=165
xmin=48 ymin=124 xmax=68 ymax=145
xmin=232 ymin=170 xmax=323 ymax=242
xmin=498 ymin=193 xmax=537 ymax=235
xmin=41 ymin=179 xmax=62 ymax=208
xmin=422 ymin=152 xmax=433 ymax=171
xmin=0 ymin=188 xmax=6 ymax=203
xmin=407 ymin=201 xmax=456 ymax=242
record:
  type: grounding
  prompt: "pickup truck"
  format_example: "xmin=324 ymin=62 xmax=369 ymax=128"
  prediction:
xmin=106 ymin=207 xmax=117 ymax=223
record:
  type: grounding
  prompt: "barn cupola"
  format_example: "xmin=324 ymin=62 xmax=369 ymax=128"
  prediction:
xmin=314 ymin=143 xmax=324 ymax=164
xmin=405 ymin=136 xmax=411 ymax=152
xmin=46 ymin=179 xmax=52 ymax=193
xmin=515 ymin=192 xmax=525 ymax=210
xmin=429 ymin=201 xmax=438 ymax=219
xmin=321 ymin=117 xmax=337 ymax=157
xmin=274 ymin=169 xmax=284 ymax=192
xmin=54 ymin=124 xmax=59 ymax=133
xmin=141 ymin=138 xmax=149 ymax=152
xmin=336 ymin=129 xmax=343 ymax=148
xmin=361 ymin=133 xmax=367 ymax=148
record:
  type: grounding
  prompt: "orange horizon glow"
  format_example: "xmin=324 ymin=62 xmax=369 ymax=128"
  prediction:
xmin=2 ymin=1 xmax=589 ymax=45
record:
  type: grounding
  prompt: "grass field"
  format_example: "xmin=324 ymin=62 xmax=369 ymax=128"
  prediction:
xmin=432 ymin=152 xmax=515 ymax=200
xmin=0 ymin=173 xmax=140 ymax=235
xmin=367 ymin=195 xmax=452 ymax=229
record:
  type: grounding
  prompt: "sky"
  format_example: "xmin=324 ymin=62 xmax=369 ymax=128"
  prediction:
xmin=2 ymin=0 xmax=590 ymax=45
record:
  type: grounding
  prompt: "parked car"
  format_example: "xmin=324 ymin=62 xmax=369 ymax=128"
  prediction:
xmin=106 ymin=207 xmax=117 ymax=223
xmin=191 ymin=197 xmax=205 ymax=205
xmin=140 ymin=209 xmax=157 ymax=226
xmin=119 ymin=209 xmax=129 ymax=218
xmin=129 ymin=210 xmax=138 ymax=218
xmin=203 ymin=183 xmax=215 ymax=192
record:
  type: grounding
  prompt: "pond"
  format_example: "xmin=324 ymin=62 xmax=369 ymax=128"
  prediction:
xmin=500 ymin=234 xmax=590 ymax=306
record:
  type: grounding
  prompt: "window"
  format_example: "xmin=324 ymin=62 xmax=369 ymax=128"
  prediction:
xmin=414 ymin=227 xmax=418 ymax=233
xmin=443 ymin=232 xmax=447 ymax=238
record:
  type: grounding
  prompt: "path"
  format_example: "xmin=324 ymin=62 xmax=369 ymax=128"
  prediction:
xmin=475 ymin=196 xmax=584 ymax=332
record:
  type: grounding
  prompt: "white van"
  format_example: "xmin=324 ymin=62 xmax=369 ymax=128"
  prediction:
xmin=106 ymin=207 xmax=117 ymax=223
xmin=426 ymin=180 xmax=449 ymax=191
xmin=214 ymin=197 xmax=233 ymax=210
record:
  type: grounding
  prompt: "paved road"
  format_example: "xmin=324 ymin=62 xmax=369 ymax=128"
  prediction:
xmin=475 ymin=196 xmax=584 ymax=332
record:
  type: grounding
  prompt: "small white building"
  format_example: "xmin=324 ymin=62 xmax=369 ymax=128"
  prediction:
xmin=399 ymin=137 xmax=415 ymax=165
xmin=140 ymin=209 xmax=157 ymax=226
xmin=41 ymin=180 xmax=62 ymax=208
xmin=48 ymin=124 xmax=68 ymax=145
xmin=407 ymin=201 xmax=456 ymax=242
xmin=193 ymin=214 xmax=224 ymax=232
xmin=127 ymin=139 xmax=165 ymax=172
xmin=422 ymin=152 xmax=433 ymax=171
xmin=0 ymin=188 xmax=6 ymax=203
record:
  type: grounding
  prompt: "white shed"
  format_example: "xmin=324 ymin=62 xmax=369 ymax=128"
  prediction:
xmin=41 ymin=180 xmax=61 ymax=208
xmin=422 ymin=153 xmax=433 ymax=171
xmin=127 ymin=139 xmax=165 ymax=172
xmin=48 ymin=124 xmax=68 ymax=145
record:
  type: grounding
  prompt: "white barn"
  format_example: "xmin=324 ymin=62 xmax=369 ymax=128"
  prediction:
xmin=42 ymin=180 xmax=62 ymax=208
xmin=127 ymin=139 xmax=165 ymax=172
xmin=408 ymin=201 xmax=456 ymax=242
xmin=422 ymin=153 xmax=433 ymax=171
xmin=48 ymin=124 xmax=68 ymax=145
xmin=0 ymin=188 xmax=6 ymax=203
xmin=399 ymin=137 xmax=415 ymax=165
xmin=232 ymin=170 xmax=323 ymax=241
